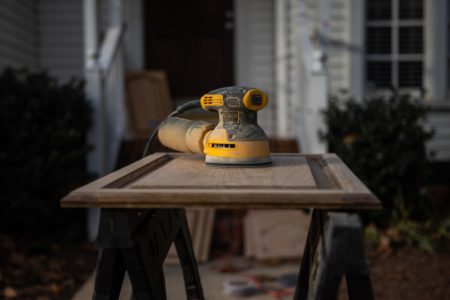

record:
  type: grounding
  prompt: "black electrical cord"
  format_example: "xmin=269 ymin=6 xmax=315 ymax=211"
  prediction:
xmin=142 ymin=99 xmax=201 ymax=158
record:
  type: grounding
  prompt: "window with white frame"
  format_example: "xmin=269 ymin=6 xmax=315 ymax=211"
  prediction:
xmin=448 ymin=0 xmax=450 ymax=94
xmin=366 ymin=0 xmax=424 ymax=89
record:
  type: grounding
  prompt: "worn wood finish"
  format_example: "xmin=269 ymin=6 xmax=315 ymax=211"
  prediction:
xmin=133 ymin=155 xmax=316 ymax=189
xmin=125 ymin=71 xmax=174 ymax=139
xmin=244 ymin=209 xmax=310 ymax=259
xmin=62 ymin=153 xmax=378 ymax=300
xmin=61 ymin=153 xmax=381 ymax=209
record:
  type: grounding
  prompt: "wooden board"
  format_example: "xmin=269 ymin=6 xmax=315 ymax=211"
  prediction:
xmin=244 ymin=210 xmax=310 ymax=259
xmin=125 ymin=70 xmax=174 ymax=139
xmin=61 ymin=153 xmax=382 ymax=209
xmin=131 ymin=155 xmax=316 ymax=189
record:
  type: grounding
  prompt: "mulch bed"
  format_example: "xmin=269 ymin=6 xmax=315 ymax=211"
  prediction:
xmin=0 ymin=228 xmax=97 ymax=300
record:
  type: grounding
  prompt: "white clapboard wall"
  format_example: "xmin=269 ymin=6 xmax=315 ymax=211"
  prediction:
xmin=282 ymin=0 xmax=349 ymax=139
xmin=0 ymin=0 xmax=37 ymax=70
xmin=37 ymin=0 xmax=84 ymax=83
xmin=0 ymin=0 xmax=84 ymax=83
xmin=427 ymin=109 xmax=450 ymax=161
xmin=327 ymin=0 xmax=349 ymax=92
xmin=235 ymin=0 xmax=276 ymax=137
xmin=301 ymin=0 xmax=349 ymax=93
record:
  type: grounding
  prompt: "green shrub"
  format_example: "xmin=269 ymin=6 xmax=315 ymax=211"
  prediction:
xmin=320 ymin=91 xmax=434 ymax=226
xmin=0 ymin=68 xmax=91 ymax=229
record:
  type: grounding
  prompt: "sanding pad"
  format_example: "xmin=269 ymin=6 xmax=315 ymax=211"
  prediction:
xmin=205 ymin=155 xmax=272 ymax=167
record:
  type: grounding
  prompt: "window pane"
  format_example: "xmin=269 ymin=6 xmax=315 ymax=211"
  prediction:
xmin=367 ymin=62 xmax=392 ymax=87
xmin=399 ymin=27 xmax=423 ymax=54
xmin=398 ymin=61 xmax=423 ymax=87
xmin=367 ymin=27 xmax=391 ymax=54
xmin=367 ymin=0 xmax=392 ymax=20
xmin=399 ymin=0 xmax=423 ymax=20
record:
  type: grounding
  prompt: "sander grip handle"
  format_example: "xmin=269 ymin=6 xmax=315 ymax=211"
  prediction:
xmin=158 ymin=116 xmax=214 ymax=154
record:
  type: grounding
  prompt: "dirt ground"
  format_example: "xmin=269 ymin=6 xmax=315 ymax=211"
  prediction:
xmin=0 ymin=232 xmax=449 ymax=300
xmin=367 ymin=246 xmax=450 ymax=300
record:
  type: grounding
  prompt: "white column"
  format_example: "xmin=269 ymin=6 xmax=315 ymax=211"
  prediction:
xmin=84 ymin=0 xmax=106 ymax=175
xmin=425 ymin=0 xmax=448 ymax=103
xmin=83 ymin=0 xmax=104 ymax=241
xmin=234 ymin=0 xmax=250 ymax=86
xmin=275 ymin=0 xmax=289 ymax=138
xmin=108 ymin=0 xmax=123 ymax=27
xmin=347 ymin=0 xmax=365 ymax=101
xmin=308 ymin=56 xmax=327 ymax=154
xmin=85 ymin=68 xmax=103 ymax=241
xmin=84 ymin=0 xmax=99 ymax=69
xmin=125 ymin=0 xmax=144 ymax=70
xmin=317 ymin=0 xmax=331 ymax=54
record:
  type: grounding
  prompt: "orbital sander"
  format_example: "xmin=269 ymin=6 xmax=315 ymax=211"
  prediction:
xmin=145 ymin=86 xmax=271 ymax=166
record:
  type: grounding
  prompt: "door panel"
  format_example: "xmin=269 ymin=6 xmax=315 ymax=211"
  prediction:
xmin=145 ymin=0 xmax=234 ymax=98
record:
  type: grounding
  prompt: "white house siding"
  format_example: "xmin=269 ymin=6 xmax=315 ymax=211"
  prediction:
xmin=235 ymin=0 xmax=276 ymax=136
xmin=37 ymin=0 xmax=84 ymax=82
xmin=278 ymin=0 xmax=350 ymax=140
xmin=291 ymin=0 xmax=349 ymax=93
xmin=99 ymin=0 xmax=110 ymax=35
xmin=286 ymin=0 xmax=301 ymax=139
xmin=427 ymin=110 xmax=450 ymax=161
xmin=327 ymin=0 xmax=349 ymax=92
xmin=0 ymin=0 xmax=37 ymax=70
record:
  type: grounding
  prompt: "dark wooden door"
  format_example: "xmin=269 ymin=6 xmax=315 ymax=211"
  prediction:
xmin=145 ymin=0 xmax=234 ymax=98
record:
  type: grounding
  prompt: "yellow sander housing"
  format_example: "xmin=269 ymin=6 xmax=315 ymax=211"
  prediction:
xmin=157 ymin=86 xmax=271 ymax=166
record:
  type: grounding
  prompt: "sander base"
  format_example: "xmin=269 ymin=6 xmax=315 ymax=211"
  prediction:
xmin=205 ymin=155 xmax=272 ymax=166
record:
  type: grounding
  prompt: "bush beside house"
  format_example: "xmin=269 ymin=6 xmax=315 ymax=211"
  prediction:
xmin=321 ymin=91 xmax=434 ymax=224
xmin=320 ymin=91 xmax=450 ymax=251
xmin=0 ymin=68 xmax=91 ymax=230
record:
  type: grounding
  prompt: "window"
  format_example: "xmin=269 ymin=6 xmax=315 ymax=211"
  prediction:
xmin=366 ymin=0 xmax=424 ymax=89
xmin=448 ymin=0 xmax=450 ymax=93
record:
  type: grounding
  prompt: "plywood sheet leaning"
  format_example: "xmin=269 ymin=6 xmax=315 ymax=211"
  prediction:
xmin=125 ymin=70 xmax=174 ymax=139
xmin=244 ymin=209 xmax=310 ymax=260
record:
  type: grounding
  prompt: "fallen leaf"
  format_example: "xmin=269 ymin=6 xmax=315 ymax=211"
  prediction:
xmin=9 ymin=253 xmax=25 ymax=266
xmin=47 ymin=283 xmax=61 ymax=295
xmin=48 ymin=271 xmax=63 ymax=281
xmin=377 ymin=234 xmax=391 ymax=253
xmin=49 ymin=259 xmax=62 ymax=271
xmin=3 ymin=287 xmax=18 ymax=298
xmin=50 ymin=243 xmax=61 ymax=252
xmin=0 ymin=236 xmax=16 ymax=250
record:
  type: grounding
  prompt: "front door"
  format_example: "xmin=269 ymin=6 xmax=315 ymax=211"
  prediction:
xmin=145 ymin=0 xmax=234 ymax=99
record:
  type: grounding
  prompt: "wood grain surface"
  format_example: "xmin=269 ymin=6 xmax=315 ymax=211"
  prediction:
xmin=131 ymin=155 xmax=317 ymax=189
xmin=60 ymin=153 xmax=382 ymax=209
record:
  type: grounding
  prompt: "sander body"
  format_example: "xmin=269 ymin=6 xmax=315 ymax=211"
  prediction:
xmin=157 ymin=86 xmax=271 ymax=166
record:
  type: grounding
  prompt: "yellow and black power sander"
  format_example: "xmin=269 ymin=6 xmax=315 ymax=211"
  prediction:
xmin=144 ymin=86 xmax=271 ymax=166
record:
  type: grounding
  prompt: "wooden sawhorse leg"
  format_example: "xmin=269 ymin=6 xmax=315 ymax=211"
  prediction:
xmin=294 ymin=210 xmax=374 ymax=300
xmin=93 ymin=208 xmax=204 ymax=300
